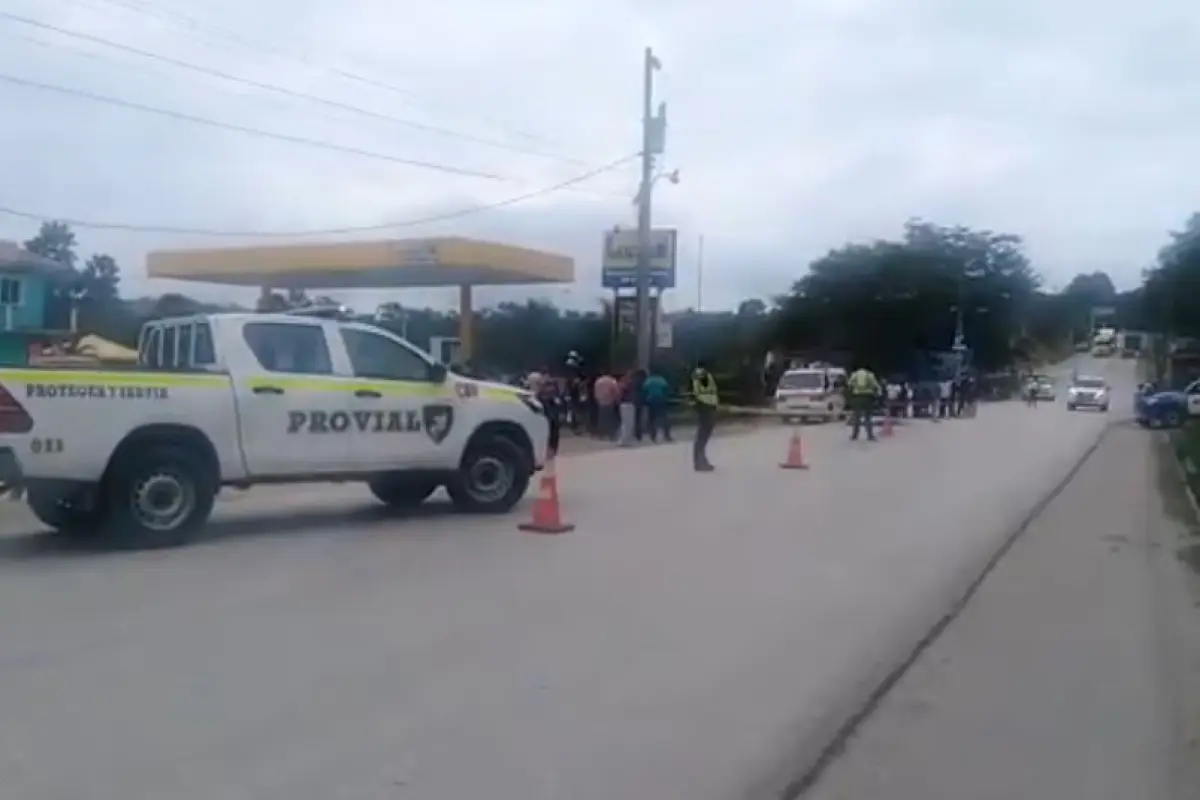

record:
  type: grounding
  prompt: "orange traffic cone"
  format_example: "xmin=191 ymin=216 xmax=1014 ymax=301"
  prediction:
xmin=519 ymin=459 xmax=575 ymax=534
xmin=779 ymin=428 xmax=810 ymax=470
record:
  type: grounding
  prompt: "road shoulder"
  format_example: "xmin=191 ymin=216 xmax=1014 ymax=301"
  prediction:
xmin=804 ymin=425 xmax=1200 ymax=800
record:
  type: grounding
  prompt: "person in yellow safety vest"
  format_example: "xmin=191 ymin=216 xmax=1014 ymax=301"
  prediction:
xmin=691 ymin=361 xmax=719 ymax=472
xmin=847 ymin=364 xmax=882 ymax=442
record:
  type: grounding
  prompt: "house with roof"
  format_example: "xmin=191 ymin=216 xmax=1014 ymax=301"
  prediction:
xmin=0 ymin=240 xmax=77 ymax=365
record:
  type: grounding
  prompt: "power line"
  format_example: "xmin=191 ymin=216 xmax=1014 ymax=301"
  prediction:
xmin=0 ymin=32 xmax=632 ymax=201
xmin=0 ymin=154 xmax=638 ymax=237
xmin=0 ymin=9 xmax=589 ymax=164
xmin=0 ymin=70 xmax=513 ymax=181
xmin=66 ymin=0 xmax=568 ymax=149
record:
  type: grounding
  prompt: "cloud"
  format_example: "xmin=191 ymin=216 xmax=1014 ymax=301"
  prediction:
xmin=1 ymin=0 xmax=1198 ymax=314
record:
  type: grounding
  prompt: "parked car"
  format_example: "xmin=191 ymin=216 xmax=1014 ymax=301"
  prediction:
xmin=1032 ymin=375 xmax=1056 ymax=401
xmin=0 ymin=312 xmax=550 ymax=548
xmin=1136 ymin=380 xmax=1200 ymax=429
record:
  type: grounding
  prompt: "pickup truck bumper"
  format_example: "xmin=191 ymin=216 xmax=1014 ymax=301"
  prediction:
xmin=0 ymin=447 xmax=25 ymax=491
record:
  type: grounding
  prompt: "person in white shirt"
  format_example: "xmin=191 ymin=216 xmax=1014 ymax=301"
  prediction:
xmin=938 ymin=379 xmax=952 ymax=418
xmin=1024 ymin=376 xmax=1040 ymax=408
xmin=885 ymin=381 xmax=903 ymax=418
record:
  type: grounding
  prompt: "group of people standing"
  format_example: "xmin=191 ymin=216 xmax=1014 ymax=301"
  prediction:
xmin=842 ymin=366 xmax=979 ymax=442
xmin=525 ymin=368 xmax=675 ymax=445
xmin=522 ymin=361 xmax=721 ymax=471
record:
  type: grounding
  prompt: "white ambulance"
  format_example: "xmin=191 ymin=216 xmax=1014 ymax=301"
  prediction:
xmin=773 ymin=365 xmax=847 ymax=423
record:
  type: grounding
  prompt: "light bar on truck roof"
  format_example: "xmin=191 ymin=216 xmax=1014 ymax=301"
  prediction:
xmin=280 ymin=304 xmax=355 ymax=320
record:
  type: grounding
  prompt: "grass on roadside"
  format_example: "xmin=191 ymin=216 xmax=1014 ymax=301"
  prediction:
xmin=1156 ymin=425 xmax=1200 ymax=573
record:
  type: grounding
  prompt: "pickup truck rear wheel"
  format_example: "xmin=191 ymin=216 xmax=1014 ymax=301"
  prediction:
xmin=367 ymin=475 xmax=439 ymax=509
xmin=447 ymin=434 xmax=531 ymax=514
xmin=101 ymin=445 xmax=217 ymax=549
xmin=26 ymin=488 xmax=103 ymax=536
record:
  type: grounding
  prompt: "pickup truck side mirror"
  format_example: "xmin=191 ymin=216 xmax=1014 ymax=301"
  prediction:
xmin=428 ymin=362 xmax=448 ymax=383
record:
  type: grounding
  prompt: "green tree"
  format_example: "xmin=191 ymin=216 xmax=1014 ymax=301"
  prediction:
xmin=151 ymin=293 xmax=205 ymax=318
xmin=285 ymin=288 xmax=311 ymax=307
xmin=255 ymin=290 xmax=289 ymax=312
xmin=1062 ymin=270 xmax=1117 ymax=308
xmin=1143 ymin=213 xmax=1200 ymax=337
xmin=770 ymin=220 xmax=1041 ymax=371
xmin=22 ymin=220 xmax=78 ymax=269
xmin=81 ymin=253 xmax=120 ymax=301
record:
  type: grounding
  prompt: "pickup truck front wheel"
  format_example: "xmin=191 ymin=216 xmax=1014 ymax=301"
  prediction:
xmin=447 ymin=434 xmax=531 ymax=514
xmin=101 ymin=445 xmax=217 ymax=549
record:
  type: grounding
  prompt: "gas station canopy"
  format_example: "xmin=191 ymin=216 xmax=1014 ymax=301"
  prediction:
xmin=144 ymin=237 xmax=575 ymax=364
xmin=145 ymin=237 xmax=575 ymax=288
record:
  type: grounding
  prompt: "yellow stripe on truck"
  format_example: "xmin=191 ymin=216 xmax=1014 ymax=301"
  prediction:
xmin=0 ymin=369 xmax=227 ymax=387
xmin=244 ymin=377 xmax=447 ymax=396
xmin=244 ymin=377 xmax=525 ymax=403
xmin=0 ymin=369 xmax=526 ymax=403
xmin=480 ymin=387 xmax=523 ymax=403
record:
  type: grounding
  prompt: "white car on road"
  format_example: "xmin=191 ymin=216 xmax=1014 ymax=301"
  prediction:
xmin=773 ymin=366 xmax=847 ymax=423
xmin=0 ymin=313 xmax=549 ymax=548
xmin=1065 ymin=375 xmax=1110 ymax=412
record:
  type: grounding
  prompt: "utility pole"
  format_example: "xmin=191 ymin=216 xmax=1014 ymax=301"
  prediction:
xmin=635 ymin=46 xmax=663 ymax=370
xmin=696 ymin=234 xmax=705 ymax=312
xmin=953 ymin=277 xmax=965 ymax=351
xmin=954 ymin=259 xmax=975 ymax=353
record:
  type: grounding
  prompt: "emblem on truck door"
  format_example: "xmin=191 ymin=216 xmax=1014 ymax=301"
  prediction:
xmin=422 ymin=404 xmax=454 ymax=444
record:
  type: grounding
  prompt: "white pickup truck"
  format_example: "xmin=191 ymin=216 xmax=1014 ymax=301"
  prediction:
xmin=0 ymin=312 xmax=549 ymax=548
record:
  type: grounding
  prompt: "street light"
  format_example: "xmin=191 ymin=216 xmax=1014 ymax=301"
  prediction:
xmin=631 ymin=168 xmax=680 ymax=206
xmin=953 ymin=260 xmax=988 ymax=351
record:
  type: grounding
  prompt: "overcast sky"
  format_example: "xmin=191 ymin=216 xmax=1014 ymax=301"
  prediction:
xmin=0 ymin=0 xmax=1196 ymax=312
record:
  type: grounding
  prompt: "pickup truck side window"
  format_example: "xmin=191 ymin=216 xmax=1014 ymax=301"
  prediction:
xmin=178 ymin=324 xmax=193 ymax=367
xmin=142 ymin=327 xmax=163 ymax=369
xmin=194 ymin=322 xmax=215 ymax=365
xmin=162 ymin=326 xmax=178 ymax=369
xmin=342 ymin=328 xmax=431 ymax=382
xmin=243 ymin=322 xmax=333 ymax=375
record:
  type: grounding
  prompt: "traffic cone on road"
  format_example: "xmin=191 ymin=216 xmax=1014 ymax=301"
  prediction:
xmin=779 ymin=428 xmax=810 ymax=470
xmin=519 ymin=459 xmax=575 ymax=534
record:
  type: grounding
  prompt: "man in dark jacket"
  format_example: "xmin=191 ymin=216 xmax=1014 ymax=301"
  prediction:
xmin=535 ymin=373 xmax=563 ymax=456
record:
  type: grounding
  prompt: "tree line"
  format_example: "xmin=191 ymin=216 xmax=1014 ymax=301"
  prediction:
xmin=14 ymin=219 xmax=1153 ymax=377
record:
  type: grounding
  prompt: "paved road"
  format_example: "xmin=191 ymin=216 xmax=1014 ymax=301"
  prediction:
xmin=0 ymin=359 xmax=1118 ymax=800
xmin=805 ymin=396 xmax=1200 ymax=799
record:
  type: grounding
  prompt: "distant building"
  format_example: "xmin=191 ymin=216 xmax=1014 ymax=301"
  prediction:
xmin=0 ymin=241 xmax=77 ymax=365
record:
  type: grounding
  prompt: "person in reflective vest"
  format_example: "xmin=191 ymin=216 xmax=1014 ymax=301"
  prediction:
xmin=691 ymin=361 xmax=719 ymax=471
xmin=847 ymin=365 xmax=881 ymax=441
